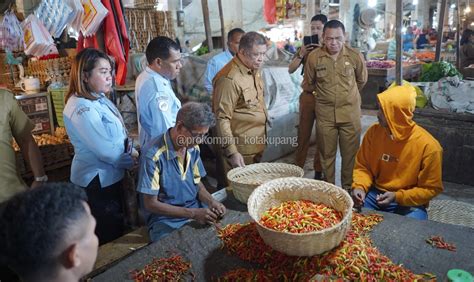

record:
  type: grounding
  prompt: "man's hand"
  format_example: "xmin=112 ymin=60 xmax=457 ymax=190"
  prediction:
xmin=352 ymin=188 xmax=366 ymax=208
xmin=192 ymin=208 xmax=219 ymax=225
xmin=299 ymin=43 xmax=318 ymax=57
xmin=209 ymin=200 xmax=226 ymax=219
xmin=376 ymin=191 xmax=396 ymax=206
xmin=228 ymin=152 xmax=245 ymax=168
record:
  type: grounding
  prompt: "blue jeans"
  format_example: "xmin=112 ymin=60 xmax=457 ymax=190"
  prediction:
xmin=148 ymin=222 xmax=178 ymax=242
xmin=364 ymin=187 xmax=428 ymax=220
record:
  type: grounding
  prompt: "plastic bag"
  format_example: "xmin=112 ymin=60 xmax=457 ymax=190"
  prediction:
xmin=22 ymin=14 xmax=58 ymax=57
xmin=34 ymin=0 xmax=75 ymax=38
xmin=0 ymin=10 xmax=24 ymax=52
xmin=388 ymin=80 xmax=427 ymax=108
xmin=81 ymin=0 xmax=108 ymax=37
xmin=65 ymin=0 xmax=84 ymax=34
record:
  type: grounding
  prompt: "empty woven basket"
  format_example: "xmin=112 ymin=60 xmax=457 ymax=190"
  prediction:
xmin=247 ymin=177 xmax=353 ymax=256
xmin=227 ymin=163 xmax=304 ymax=204
xmin=428 ymin=200 xmax=474 ymax=229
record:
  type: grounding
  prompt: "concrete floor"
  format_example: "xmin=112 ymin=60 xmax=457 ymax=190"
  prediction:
xmin=205 ymin=111 xmax=474 ymax=206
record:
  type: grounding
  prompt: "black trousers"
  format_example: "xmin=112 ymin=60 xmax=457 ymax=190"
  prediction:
xmin=85 ymin=176 xmax=125 ymax=245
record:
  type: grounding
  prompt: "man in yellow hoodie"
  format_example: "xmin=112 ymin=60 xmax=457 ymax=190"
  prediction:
xmin=352 ymin=85 xmax=443 ymax=220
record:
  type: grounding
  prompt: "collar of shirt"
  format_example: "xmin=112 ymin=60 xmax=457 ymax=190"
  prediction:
xmin=145 ymin=66 xmax=171 ymax=89
xmin=224 ymin=49 xmax=234 ymax=60
xmin=233 ymin=55 xmax=254 ymax=75
xmin=163 ymin=130 xmax=196 ymax=160
xmin=321 ymin=44 xmax=350 ymax=60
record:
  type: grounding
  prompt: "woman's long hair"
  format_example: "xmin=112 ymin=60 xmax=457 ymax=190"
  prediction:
xmin=65 ymin=48 xmax=114 ymax=104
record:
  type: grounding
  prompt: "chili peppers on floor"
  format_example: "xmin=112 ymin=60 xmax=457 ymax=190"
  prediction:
xmin=426 ymin=235 xmax=457 ymax=252
xmin=260 ymin=200 xmax=343 ymax=233
xmin=130 ymin=255 xmax=193 ymax=281
xmin=217 ymin=213 xmax=436 ymax=281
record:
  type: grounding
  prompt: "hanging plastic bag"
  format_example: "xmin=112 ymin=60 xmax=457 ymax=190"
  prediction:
xmin=81 ymin=0 xmax=108 ymax=37
xmin=1 ymin=10 xmax=24 ymax=52
xmin=34 ymin=0 xmax=75 ymax=38
xmin=65 ymin=0 xmax=84 ymax=34
xmin=22 ymin=14 xmax=58 ymax=57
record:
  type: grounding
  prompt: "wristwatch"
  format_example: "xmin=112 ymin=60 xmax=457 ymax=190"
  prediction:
xmin=34 ymin=175 xmax=48 ymax=182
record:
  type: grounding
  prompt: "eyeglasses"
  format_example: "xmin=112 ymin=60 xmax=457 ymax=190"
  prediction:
xmin=184 ymin=126 xmax=208 ymax=140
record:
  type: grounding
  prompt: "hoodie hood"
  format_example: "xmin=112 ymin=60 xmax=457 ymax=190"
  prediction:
xmin=377 ymin=85 xmax=417 ymax=141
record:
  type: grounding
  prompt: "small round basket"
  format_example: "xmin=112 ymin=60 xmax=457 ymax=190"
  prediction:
xmin=247 ymin=177 xmax=353 ymax=256
xmin=227 ymin=163 xmax=304 ymax=204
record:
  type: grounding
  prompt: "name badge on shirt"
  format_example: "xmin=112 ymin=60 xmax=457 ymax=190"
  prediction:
xmin=157 ymin=95 xmax=169 ymax=112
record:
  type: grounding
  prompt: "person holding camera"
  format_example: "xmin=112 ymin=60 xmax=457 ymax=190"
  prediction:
xmin=289 ymin=14 xmax=327 ymax=180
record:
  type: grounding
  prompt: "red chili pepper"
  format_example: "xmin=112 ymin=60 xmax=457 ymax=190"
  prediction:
xmin=216 ymin=213 xmax=436 ymax=281
xmin=129 ymin=255 xmax=193 ymax=281
xmin=426 ymin=235 xmax=457 ymax=252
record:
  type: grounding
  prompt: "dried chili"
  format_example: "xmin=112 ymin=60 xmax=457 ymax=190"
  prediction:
xmin=216 ymin=213 xmax=436 ymax=281
xmin=260 ymin=200 xmax=343 ymax=233
xmin=426 ymin=235 xmax=457 ymax=252
xmin=130 ymin=255 xmax=193 ymax=281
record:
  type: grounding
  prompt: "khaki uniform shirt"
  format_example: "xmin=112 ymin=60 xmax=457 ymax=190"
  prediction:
xmin=212 ymin=56 xmax=268 ymax=157
xmin=302 ymin=45 xmax=368 ymax=123
xmin=0 ymin=89 xmax=33 ymax=203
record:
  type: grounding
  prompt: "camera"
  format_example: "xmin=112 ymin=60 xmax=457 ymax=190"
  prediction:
xmin=303 ymin=34 xmax=319 ymax=46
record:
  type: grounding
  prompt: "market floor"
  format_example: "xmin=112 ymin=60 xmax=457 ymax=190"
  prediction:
xmin=204 ymin=111 xmax=474 ymax=206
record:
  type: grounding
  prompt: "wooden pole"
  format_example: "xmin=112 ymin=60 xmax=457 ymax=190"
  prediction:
xmin=218 ymin=0 xmax=226 ymax=51
xmin=201 ymin=0 xmax=214 ymax=51
xmin=435 ymin=0 xmax=447 ymax=62
xmin=395 ymin=0 xmax=403 ymax=85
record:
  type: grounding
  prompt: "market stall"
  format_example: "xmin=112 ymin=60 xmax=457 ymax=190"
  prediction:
xmin=89 ymin=193 xmax=474 ymax=281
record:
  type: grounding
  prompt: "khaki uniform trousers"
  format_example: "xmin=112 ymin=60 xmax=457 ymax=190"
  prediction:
xmin=294 ymin=92 xmax=322 ymax=172
xmin=216 ymin=147 xmax=263 ymax=188
xmin=316 ymin=118 xmax=361 ymax=191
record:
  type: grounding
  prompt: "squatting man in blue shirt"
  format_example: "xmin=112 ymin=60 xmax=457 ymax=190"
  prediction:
xmin=137 ymin=102 xmax=226 ymax=242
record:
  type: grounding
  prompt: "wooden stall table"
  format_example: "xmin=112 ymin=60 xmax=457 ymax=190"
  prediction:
xmin=89 ymin=193 xmax=474 ymax=281
xmin=361 ymin=63 xmax=422 ymax=109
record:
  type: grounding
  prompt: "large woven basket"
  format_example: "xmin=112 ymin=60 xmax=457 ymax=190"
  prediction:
xmin=248 ymin=177 xmax=353 ymax=256
xmin=227 ymin=163 xmax=304 ymax=204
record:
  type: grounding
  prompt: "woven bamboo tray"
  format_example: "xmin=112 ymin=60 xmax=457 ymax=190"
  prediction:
xmin=247 ymin=177 xmax=353 ymax=256
xmin=428 ymin=200 xmax=474 ymax=229
xmin=227 ymin=163 xmax=304 ymax=204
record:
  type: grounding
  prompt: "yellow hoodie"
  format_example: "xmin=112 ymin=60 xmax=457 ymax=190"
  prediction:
xmin=352 ymin=85 xmax=443 ymax=206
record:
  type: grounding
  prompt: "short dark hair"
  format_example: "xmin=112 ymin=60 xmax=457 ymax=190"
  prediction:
xmin=323 ymin=19 xmax=346 ymax=34
xmin=177 ymin=102 xmax=216 ymax=129
xmin=145 ymin=36 xmax=180 ymax=64
xmin=0 ymin=183 xmax=88 ymax=278
xmin=311 ymin=14 xmax=328 ymax=24
xmin=238 ymin=31 xmax=267 ymax=52
xmin=227 ymin=28 xmax=245 ymax=41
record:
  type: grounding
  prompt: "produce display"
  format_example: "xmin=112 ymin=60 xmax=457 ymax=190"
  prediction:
xmin=366 ymin=60 xmax=395 ymax=69
xmin=12 ymin=127 xmax=69 ymax=151
xmin=129 ymin=255 xmax=193 ymax=281
xmin=414 ymin=51 xmax=435 ymax=62
xmin=420 ymin=61 xmax=463 ymax=82
xmin=217 ymin=213 xmax=436 ymax=281
xmin=260 ymin=200 xmax=342 ymax=233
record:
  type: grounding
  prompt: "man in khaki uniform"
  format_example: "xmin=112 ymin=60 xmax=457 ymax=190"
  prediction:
xmin=212 ymin=32 xmax=268 ymax=180
xmin=302 ymin=20 xmax=368 ymax=191
xmin=0 ymin=88 xmax=47 ymax=206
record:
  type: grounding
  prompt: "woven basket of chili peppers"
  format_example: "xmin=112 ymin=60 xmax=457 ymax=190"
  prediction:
xmin=227 ymin=163 xmax=304 ymax=204
xmin=247 ymin=177 xmax=353 ymax=256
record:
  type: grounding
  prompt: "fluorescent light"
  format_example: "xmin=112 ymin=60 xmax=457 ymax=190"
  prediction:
xmin=368 ymin=0 xmax=377 ymax=8
xmin=471 ymin=22 xmax=474 ymax=26
xmin=374 ymin=14 xmax=381 ymax=23
xmin=450 ymin=4 xmax=456 ymax=8
xmin=413 ymin=0 xmax=418 ymax=5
